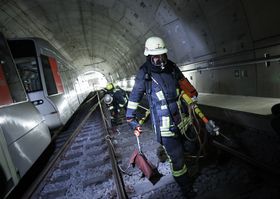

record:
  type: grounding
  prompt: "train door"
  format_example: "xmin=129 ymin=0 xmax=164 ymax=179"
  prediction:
xmin=40 ymin=54 xmax=71 ymax=125
xmin=7 ymin=40 xmax=62 ymax=129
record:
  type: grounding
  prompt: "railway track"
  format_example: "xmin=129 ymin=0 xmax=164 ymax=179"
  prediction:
xmin=15 ymin=92 xmax=280 ymax=199
xmin=17 ymin=92 xmax=185 ymax=199
xmin=19 ymin=91 xmax=127 ymax=199
xmin=32 ymin=113 xmax=115 ymax=199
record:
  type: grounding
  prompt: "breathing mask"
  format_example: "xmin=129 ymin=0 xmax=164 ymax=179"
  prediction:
xmin=150 ymin=54 xmax=167 ymax=70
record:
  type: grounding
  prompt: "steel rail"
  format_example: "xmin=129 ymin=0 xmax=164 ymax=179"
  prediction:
xmin=97 ymin=92 xmax=128 ymax=199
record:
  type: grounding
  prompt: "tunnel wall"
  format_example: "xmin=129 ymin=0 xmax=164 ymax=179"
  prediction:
xmin=161 ymin=0 xmax=280 ymax=98
xmin=182 ymin=42 xmax=280 ymax=98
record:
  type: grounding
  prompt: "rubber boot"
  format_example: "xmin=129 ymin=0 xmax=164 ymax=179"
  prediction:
xmin=174 ymin=173 xmax=196 ymax=198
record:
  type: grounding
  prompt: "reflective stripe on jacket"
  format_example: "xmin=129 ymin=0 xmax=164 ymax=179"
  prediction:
xmin=126 ymin=60 xmax=190 ymax=141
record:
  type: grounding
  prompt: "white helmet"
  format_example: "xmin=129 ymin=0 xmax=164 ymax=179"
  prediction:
xmin=104 ymin=94 xmax=113 ymax=105
xmin=144 ymin=36 xmax=168 ymax=56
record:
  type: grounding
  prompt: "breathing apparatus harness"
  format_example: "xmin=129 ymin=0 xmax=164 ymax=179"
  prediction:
xmin=141 ymin=62 xmax=219 ymax=162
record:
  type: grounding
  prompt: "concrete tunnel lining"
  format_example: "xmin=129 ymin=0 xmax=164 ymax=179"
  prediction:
xmin=0 ymin=0 xmax=280 ymax=96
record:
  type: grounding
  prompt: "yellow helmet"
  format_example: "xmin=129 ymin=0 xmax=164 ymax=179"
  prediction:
xmin=106 ymin=83 xmax=114 ymax=91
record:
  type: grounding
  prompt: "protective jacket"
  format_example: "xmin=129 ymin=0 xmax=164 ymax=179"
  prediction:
xmin=107 ymin=87 xmax=128 ymax=109
xmin=126 ymin=59 xmax=193 ymax=142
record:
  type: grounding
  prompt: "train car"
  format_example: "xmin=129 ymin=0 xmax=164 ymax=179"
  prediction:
xmin=0 ymin=33 xmax=51 ymax=198
xmin=7 ymin=37 xmax=77 ymax=130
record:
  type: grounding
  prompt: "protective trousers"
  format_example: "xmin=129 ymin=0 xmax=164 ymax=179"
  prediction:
xmin=161 ymin=137 xmax=190 ymax=192
xmin=162 ymin=136 xmax=186 ymax=171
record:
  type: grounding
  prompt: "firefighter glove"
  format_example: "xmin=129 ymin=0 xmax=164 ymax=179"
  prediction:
xmin=127 ymin=119 xmax=139 ymax=129
xmin=205 ymin=120 xmax=220 ymax=136
xmin=134 ymin=126 xmax=142 ymax=137
xmin=127 ymin=118 xmax=142 ymax=136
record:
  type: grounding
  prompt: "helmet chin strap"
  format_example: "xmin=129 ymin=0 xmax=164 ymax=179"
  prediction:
xmin=160 ymin=62 xmax=165 ymax=70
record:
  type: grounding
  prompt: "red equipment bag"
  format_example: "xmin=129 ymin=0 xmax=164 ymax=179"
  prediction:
xmin=129 ymin=149 xmax=162 ymax=185
xmin=178 ymin=77 xmax=198 ymax=98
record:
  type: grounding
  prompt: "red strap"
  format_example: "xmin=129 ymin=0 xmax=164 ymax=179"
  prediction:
xmin=179 ymin=78 xmax=198 ymax=98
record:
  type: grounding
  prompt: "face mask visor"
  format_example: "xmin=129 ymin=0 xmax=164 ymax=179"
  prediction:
xmin=150 ymin=54 xmax=167 ymax=68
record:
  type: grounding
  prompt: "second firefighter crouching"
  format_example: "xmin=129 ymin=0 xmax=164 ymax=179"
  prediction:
xmin=104 ymin=83 xmax=128 ymax=134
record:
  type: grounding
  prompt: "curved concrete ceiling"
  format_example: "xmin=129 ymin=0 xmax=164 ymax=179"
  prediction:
xmin=0 ymin=0 xmax=280 ymax=81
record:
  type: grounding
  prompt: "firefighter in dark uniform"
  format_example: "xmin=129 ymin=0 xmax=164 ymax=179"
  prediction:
xmin=126 ymin=36 xmax=198 ymax=197
xmin=104 ymin=83 xmax=128 ymax=133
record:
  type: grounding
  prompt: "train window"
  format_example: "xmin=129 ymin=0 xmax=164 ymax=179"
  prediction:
xmin=7 ymin=40 xmax=37 ymax=58
xmin=15 ymin=57 xmax=43 ymax=93
xmin=48 ymin=57 xmax=64 ymax=93
xmin=0 ymin=35 xmax=27 ymax=106
xmin=7 ymin=39 xmax=42 ymax=94
xmin=41 ymin=55 xmax=64 ymax=95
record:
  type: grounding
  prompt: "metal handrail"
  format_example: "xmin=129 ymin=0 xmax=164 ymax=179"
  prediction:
xmin=181 ymin=54 xmax=280 ymax=72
